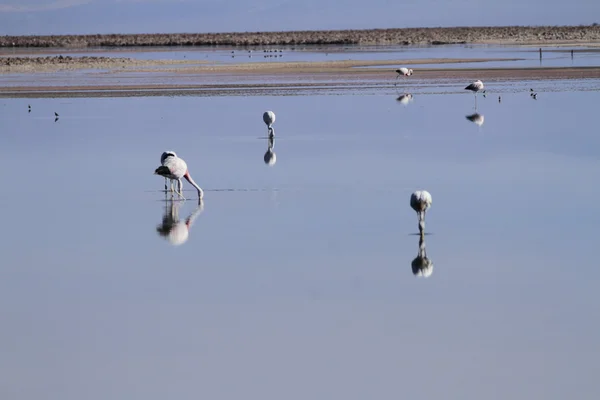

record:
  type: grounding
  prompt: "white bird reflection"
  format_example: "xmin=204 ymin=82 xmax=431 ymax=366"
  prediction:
xmin=396 ymin=93 xmax=414 ymax=106
xmin=411 ymin=234 xmax=434 ymax=278
xmin=264 ymin=136 xmax=277 ymax=166
xmin=465 ymin=113 xmax=485 ymax=127
xmin=156 ymin=199 xmax=204 ymax=246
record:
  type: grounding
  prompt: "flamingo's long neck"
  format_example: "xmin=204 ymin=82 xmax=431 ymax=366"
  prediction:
xmin=184 ymin=171 xmax=204 ymax=199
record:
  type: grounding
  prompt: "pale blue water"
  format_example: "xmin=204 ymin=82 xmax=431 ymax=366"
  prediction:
xmin=1 ymin=77 xmax=600 ymax=399
xmin=3 ymin=44 xmax=600 ymax=68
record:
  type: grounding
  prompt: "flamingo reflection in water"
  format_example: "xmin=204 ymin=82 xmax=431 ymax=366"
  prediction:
xmin=264 ymin=136 xmax=277 ymax=166
xmin=396 ymin=93 xmax=414 ymax=106
xmin=411 ymin=234 xmax=433 ymax=278
xmin=465 ymin=113 xmax=485 ymax=127
xmin=156 ymin=199 xmax=204 ymax=246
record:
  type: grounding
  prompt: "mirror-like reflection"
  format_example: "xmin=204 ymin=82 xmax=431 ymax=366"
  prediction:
xmin=264 ymin=136 xmax=277 ymax=166
xmin=411 ymin=234 xmax=434 ymax=278
xmin=465 ymin=112 xmax=485 ymax=126
xmin=156 ymin=199 xmax=204 ymax=246
xmin=396 ymin=93 xmax=414 ymax=106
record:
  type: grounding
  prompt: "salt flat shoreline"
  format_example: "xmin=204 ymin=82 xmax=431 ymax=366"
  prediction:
xmin=2 ymin=66 xmax=599 ymax=98
xmin=2 ymin=25 xmax=600 ymax=47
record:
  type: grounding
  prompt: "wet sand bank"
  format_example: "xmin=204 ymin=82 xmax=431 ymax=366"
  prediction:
xmin=2 ymin=66 xmax=599 ymax=98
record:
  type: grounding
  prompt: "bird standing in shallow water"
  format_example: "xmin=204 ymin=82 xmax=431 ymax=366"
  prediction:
xmin=160 ymin=151 xmax=177 ymax=192
xmin=263 ymin=110 xmax=276 ymax=138
xmin=395 ymin=67 xmax=413 ymax=85
xmin=154 ymin=153 xmax=203 ymax=200
xmin=465 ymin=80 xmax=484 ymax=107
xmin=410 ymin=190 xmax=432 ymax=235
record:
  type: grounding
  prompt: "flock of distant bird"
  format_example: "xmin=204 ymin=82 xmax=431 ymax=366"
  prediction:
xmin=395 ymin=68 xmax=540 ymax=128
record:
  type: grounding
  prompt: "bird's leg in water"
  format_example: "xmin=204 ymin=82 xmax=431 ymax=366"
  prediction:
xmin=418 ymin=212 xmax=425 ymax=234
xmin=164 ymin=177 xmax=168 ymax=191
xmin=177 ymin=179 xmax=186 ymax=200
xmin=170 ymin=180 xmax=175 ymax=193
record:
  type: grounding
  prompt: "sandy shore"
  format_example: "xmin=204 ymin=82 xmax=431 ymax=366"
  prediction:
xmin=0 ymin=55 xmax=201 ymax=73
xmin=2 ymin=65 xmax=599 ymax=98
xmin=2 ymin=25 xmax=600 ymax=47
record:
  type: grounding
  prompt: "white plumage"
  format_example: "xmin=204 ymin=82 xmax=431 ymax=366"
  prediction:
xmin=410 ymin=190 xmax=432 ymax=234
xmin=396 ymin=67 xmax=413 ymax=77
xmin=154 ymin=153 xmax=204 ymax=200
xmin=263 ymin=110 xmax=276 ymax=137
xmin=160 ymin=150 xmax=177 ymax=191
xmin=465 ymin=80 xmax=484 ymax=93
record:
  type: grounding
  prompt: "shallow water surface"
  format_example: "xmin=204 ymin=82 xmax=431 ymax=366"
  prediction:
xmin=1 ymin=82 xmax=599 ymax=399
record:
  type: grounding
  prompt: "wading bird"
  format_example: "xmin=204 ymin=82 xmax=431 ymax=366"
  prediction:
xmin=410 ymin=190 xmax=432 ymax=235
xmin=395 ymin=67 xmax=413 ymax=78
xmin=395 ymin=67 xmax=413 ymax=85
xmin=160 ymin=151 xmax=177 ymax=192
xmin=154 ymin=153 xmax=203 ymax=200
xmin=263 ymin=110 xmax=276 ymax=137
xmin=465 ymin=80 xmax=485 ymax=107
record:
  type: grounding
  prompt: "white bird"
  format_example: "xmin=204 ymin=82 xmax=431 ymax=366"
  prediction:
xmin=410 ymin=190 xmax=432 ymax=234
xmin=156 ymin=199 xmax=204 ymax=246
xmin=465 ymin=113 xmax=485 ymax=127
xmin=395 ymin=67 xmax=413 ymax=78
xmin=154 ymin=153 xmax=203 ymax=200
xmin=411 ymin=235 xmax=433 ymax=278
xmin=395 ymin=67 xmax=413 ymax=86
xmin=263 ymin=110 xmax=276 ymax=137
xmin=160 ymin=150 xmax=177 ymax=192
xmin=465 ymin=79 xmax=484 ymax=93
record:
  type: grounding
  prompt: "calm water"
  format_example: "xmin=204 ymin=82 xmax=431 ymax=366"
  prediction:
xmin=3 ymin=44 xmax=600 ymax=68
xmin=1 ymin=79 xmax=600 ymax=399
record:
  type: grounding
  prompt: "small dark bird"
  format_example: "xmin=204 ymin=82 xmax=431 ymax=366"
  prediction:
xmin=54 ymin=112 xmax=59 ymax=117
xmin=532 ymin=93 xmax=537 ymax=100
xmin=530 ymin=88 xmax=534 ymax=92
xmin=28 ymin=104 xmax=31 ymax=112
xmin=498 ymin=96 xmax=501 ymax=103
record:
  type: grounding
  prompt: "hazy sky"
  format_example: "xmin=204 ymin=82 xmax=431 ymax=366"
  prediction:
xmin=0 ymin=0 xmax=599 ymax=36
